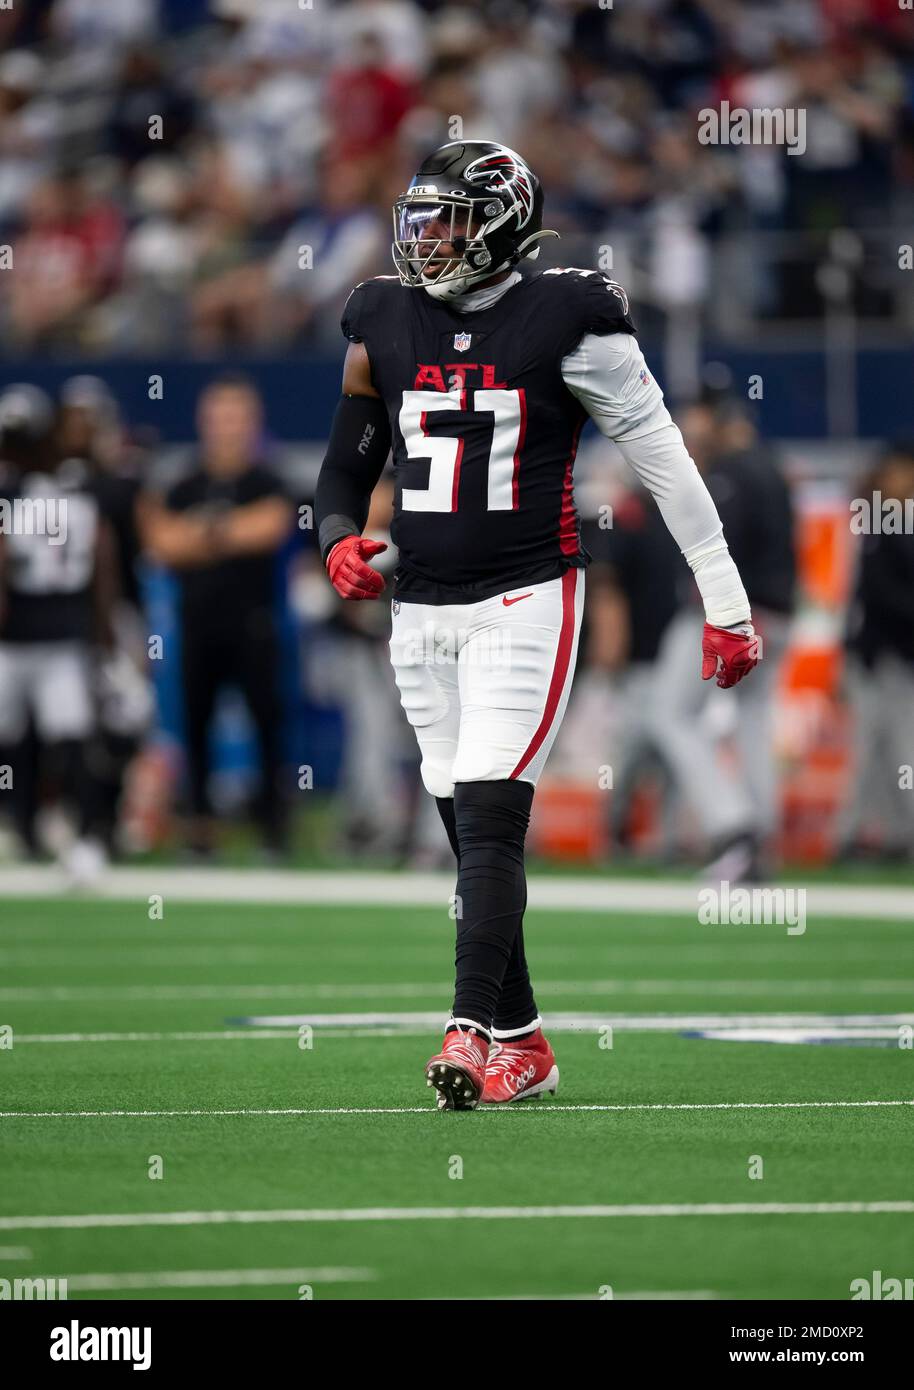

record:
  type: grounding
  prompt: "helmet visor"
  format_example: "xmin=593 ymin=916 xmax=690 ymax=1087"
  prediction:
xmin=392 ymin=195 xmax=488 ymax=287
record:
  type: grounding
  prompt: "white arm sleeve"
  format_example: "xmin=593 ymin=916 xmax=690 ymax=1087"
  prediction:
xmin=561 ymin=333 xmax=751 ymax=628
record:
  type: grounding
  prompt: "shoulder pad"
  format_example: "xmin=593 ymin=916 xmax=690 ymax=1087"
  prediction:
xmin=540 ymin=267 xmax=636 ymax=337
xmin=341 ymin=276 xmax=400 ymax=344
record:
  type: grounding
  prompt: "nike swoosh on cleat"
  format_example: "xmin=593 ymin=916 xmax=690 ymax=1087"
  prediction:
xmin=502 ymin=593 xmax=533 ymax=606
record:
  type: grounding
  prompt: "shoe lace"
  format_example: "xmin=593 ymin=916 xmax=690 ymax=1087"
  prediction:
xmin=446 ymin=1022 xmax=486 ymax=1066
xmin=486 ymin=1041 xmax=530 ymax=1075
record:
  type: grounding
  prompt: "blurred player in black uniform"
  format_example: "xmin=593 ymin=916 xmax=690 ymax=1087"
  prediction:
xmin=142 ymin=375 xmax=293 ymax=856
xmin=0 ymin=384 xmax=118 ymax=882
xmin=316 ymin=141 xmax=758 ymax=1109
xmin=57 ymin=377 xmax=143 ymax=614
xmin=57 ymin=375 xmax=154 ymax=854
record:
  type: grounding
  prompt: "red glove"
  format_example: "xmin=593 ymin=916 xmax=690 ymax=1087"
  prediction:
xmin=701 ymin=621 xmax=759 ymax=689
xmin=326 ymin=535 xmax=388 ymax=600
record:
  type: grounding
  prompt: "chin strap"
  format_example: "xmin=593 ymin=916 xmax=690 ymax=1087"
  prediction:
xmin=423 ymin=229 xmax=561 ymax=300
xmin=512 ymin=228 xmax=560 ymax=263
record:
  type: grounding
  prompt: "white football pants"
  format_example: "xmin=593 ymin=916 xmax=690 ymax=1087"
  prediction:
xmin=389 ymin=569 xmax=584 ymax=798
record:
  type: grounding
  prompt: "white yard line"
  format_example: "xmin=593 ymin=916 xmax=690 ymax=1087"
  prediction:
xmin=0 ymin=984 xmax=372 ymax=1002
xmin=2 ymin=1201 xmax=913 ymax=1232
xmin=1 ymin=944 xmax=899 ymax=967
xmin=63 ymin=1267 xmax=375 ymax=1291
xmin=0 ymin=948 xmax=288 ymax=968
xmin=2 ymin=980 xmax=911 ymax=1003
xmin=1 ymin=1100 xmax=911 ymax=1120
xmin=7 ymin=1011 xmax=914 ymax=1043
xmin=10 ymin=1030 xmax=306 ymax=1044
xmin=0 ymin=866 xmax=912 ymax=920
xmin=231 ymin=1009 xmax=914 ymax=1030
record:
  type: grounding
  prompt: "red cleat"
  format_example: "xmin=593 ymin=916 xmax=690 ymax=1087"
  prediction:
xmin=426 ymin=1023 xmax=489 ymax=1111
xmin=481 ymin=1028 xmax=559 ymax=1104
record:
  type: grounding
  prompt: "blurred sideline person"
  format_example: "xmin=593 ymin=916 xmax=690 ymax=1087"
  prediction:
xmin=580 ymin=486 xmax=683 ymax=856
xmin=838 ymin=442 xmax=914 ymax=861
xmin=57 ymin=375 xmax=155 ymax=853
xmin=315 ymin=141 xmax=758 ymax=1111
xmin=652 ymin=394 xmax=795 ymax=878
xmin=703 ymin=397 xmax=796 ymax=866
xmin=0 ymin=384 xmax=118 ymax=883
xmin=141 ymin=375 xmax=293 ymax=856
xmin=57 ymin=376 xmax=144 ymax=620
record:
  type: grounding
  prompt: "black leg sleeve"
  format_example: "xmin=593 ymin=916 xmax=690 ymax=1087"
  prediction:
xmin=493 ymin=919 xmax=539 ymax=1037
xmin=451 ymin=779 xmax=534 ymax=1034
xmin=441 ymin=788 xmax=538 ymax=1035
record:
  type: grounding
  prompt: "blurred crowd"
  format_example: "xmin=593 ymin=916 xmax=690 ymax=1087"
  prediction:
xmin=1 ymin=0 xmax=913 ymax=880
xmin=1 ymin=371 xmax=913 ymax=881
xmin=1 ymin=0 xmax=914 ymax=356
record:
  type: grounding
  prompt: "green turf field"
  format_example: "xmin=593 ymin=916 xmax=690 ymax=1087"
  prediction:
xmin=1 ymin=888 xmax=913 ymax=1300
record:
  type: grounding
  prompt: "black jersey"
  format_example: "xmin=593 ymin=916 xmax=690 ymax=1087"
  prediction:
xmin=0 ymin=463 xmax=100 ymax=644
xmin=342 ymin=267 xmax=635 ymax=604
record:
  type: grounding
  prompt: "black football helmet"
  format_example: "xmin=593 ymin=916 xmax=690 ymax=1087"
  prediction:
xmin=392 ymin=140 xmax=557 ymax=300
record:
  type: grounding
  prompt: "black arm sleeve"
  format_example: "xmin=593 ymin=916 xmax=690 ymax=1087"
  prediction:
xmin=314 ymin=394 xmax=392 ymax=562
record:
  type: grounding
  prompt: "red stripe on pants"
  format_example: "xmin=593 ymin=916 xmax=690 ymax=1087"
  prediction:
xmin=510 ymin=568 xmax=577 ymax=780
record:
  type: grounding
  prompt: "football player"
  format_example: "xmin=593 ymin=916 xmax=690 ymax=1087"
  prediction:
xmin=315 ymin=141 xmax=758 ymax=1109
xmin=0 ymin=384 xmax=118 ymax=883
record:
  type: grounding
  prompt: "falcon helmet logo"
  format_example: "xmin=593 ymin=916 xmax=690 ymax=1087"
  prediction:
xmin=453 ymin=332 xmax=472 ymax=352
xmin=463 ymin=147 xmax=535 ymax=230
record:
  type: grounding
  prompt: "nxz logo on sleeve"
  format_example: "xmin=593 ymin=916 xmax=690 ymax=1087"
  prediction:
xmin=358 ymin=423 xmax=376 ymax=455
xmin=50 ymin=1321 xmax=151 ymax=1371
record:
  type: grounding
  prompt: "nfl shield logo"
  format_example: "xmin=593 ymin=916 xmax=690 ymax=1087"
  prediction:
xmin=453 ymin=332 xmax=472 ymax=352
